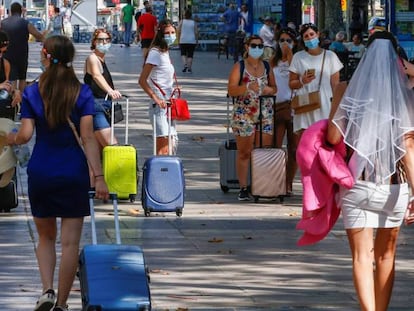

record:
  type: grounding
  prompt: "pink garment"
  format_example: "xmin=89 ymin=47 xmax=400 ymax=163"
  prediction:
xmin=296 ymin=119 xmax=354 ymax=246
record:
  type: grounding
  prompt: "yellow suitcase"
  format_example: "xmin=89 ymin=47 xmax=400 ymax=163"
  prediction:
xmin=102 ymin=97 xmax=137 ymax=202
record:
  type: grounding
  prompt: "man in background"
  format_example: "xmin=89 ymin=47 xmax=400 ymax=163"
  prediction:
xmin=121 ymin=0 xmax=135 ymax=47
xmin=0 ymin=2 xmax=44 ymax=93
xmin=222 ymin=2 xmax=240 ymax=63
xmin=137 ymin=5 xmax=157 ymax=58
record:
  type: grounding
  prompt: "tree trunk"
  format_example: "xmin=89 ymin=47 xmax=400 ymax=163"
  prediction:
xmin=324 ymin=0 xmax=344 ymax=36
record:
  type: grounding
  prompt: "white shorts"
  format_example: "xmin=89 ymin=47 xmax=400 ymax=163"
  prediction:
xmin=337 ymin=180 xmax=409 ymax=229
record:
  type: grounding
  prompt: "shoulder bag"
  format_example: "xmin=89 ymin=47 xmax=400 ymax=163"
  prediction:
xmin=291 ymin=50 xmax=326 ymax=115
xmin=151 ymin=74 xmax=191 ymax=122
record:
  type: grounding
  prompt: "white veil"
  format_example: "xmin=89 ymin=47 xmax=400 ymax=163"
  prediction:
xmin=332 ymin=38 xmax=414 ymax=183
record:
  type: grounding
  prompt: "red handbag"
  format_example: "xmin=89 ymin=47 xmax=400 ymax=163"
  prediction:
xmin=169 ymin=87 xmax=190 ymax=121
xmin=151 ymin=75 xmax=191 ymax=121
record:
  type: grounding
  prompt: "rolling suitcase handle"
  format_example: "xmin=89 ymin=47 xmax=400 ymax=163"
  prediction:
xmin=88 ymin=191 xmax=121 ymax=245
xmin=108 ymin=94 xmax=130 ymax=146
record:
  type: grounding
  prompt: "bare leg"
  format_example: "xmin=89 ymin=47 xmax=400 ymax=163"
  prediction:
xmin=187 ymin=57 xmax=193 ymax=70
xmin=55 ymin=217 xmax=84 ymax=307
xmin=347 ymin=228 xmax=376 ymax=311
xmin=374 ymin=227 xmax=400 ymax=311
xmin=181 ymin=55 xmax=187 ymax=69
xmin=235 ymin=135 xmax=255 ymax=188
xmin=286 ymin=121 xmax=297 ymax=193
xmin=94 ymin=127 xmax=118 ymax=147
xmin=156 ymin=136 xmax=169 ymax=155
xmin=34 ymin=217 xmax=57 ymax=292
xmin=254 ymin=131 xmax=273 ymax=148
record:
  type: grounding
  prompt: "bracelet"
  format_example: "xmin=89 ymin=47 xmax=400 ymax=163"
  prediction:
xmin=409 ymin=196 xmax=414 ymax=203
xmin=95 ymin=174 xmax=104 ymax=178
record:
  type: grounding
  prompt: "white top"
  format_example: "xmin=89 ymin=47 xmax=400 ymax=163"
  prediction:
xmin=289 ymin=50 xmax=343 ymax=132
xmin=146 ymin=48 xmax=175 ymax=98
xmin=60 ymin=5 xmax=72 ymax=24
xmin=179 ymin=19 xmax=197 ymax=44
xmin=346 ymin=42 xmax=366 ymax=59
xmin=273 ymin=60 xmax=292 ymax=103
xmin=259 ymin=24 xmax=275 ymax=48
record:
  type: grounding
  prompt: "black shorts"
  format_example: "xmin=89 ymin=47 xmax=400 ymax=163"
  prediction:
xmin=180 ymin=44 xmax=196 ymax=58
xmin=9 ymin=60 xmax=28 ymax=81
xmin=141 ymin=38 xmax=153 ymax=48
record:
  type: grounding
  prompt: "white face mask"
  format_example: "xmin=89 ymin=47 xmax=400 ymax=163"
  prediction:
xmin=164 ymin=34 xmax=176 ymax=46
xmin=96 ymin=43 xmax=111 ymax=54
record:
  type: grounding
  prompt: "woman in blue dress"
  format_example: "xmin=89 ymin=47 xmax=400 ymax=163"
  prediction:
xmin=7 ymin=35 xmax=109 ymax=311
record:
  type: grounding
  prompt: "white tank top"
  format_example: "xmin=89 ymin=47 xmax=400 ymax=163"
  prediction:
xmin=179 ymin=19 xmax=197 ymax=44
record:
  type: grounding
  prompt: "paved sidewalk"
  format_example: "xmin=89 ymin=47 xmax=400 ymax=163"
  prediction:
xmin=1 ymin=43 xmax=414 ymax=311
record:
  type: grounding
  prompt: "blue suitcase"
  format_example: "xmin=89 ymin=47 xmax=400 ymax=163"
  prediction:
xmin=141 ymin=104 xmax=185 ymax=217
xmin=78 ymin=192 xmax=151 ymax=311
xmin=141 ymin=155 xmax=185 ymax=217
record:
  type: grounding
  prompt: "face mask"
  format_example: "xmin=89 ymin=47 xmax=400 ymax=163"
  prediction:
xmin=280 ymin=41 xmax=294 ymax=50
xmin=248 ymin=47 xmax=264 ymax=59
xmin=96 ymin=43 xmax=111 ymax=54
xmin=304 ymin=37 xmax=319 ymax=49
xmin=164 ymin=34 xmax=176 ymax=46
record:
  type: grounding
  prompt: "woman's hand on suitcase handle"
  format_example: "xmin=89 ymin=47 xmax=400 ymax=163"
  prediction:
xmin=94 ymin=176 xmax=110 ymax=201
xmin=108 ymin=89 xmax=122 ymax=100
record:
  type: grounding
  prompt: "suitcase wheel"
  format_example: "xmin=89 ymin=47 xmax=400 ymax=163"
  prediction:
xmin=220 ymin=184 xmax=229 ymax=193
xmin=144 ymin=209 xmax=151 ymax=217
xmin=253 ymin=196 xmax=259 ymax=203
xmin=129 ymin=194 xmax=136 ymax=203
xmin=176 ymin=209 xmax=183 ymax=217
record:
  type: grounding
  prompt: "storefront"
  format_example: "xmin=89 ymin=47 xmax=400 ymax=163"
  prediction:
xmin=387 ymin=0 xmax=414 ymax=58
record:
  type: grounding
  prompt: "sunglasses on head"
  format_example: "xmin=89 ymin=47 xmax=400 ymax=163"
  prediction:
xmin=279 ymin=38 xmax=292 ymax=43
xmin=0 ymin=41 xmax=9 ymax=48
xmin=250 ymin=43 xmax=264 ymax=49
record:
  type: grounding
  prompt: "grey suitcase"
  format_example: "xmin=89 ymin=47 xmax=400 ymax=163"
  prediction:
xmin=219 ymin=95 xmax=250 ymax=192
xmin=251 ymin=95 xmax=286 ymax=202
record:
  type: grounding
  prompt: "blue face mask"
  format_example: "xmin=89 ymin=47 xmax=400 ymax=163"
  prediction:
xmin=248 ymin=47 xmax=264 ymax=59
xmin=96 ymin=43 xmax=111 ymax=54
xmin=304 ymin=37 xmax=319 ymax=49
xmin=164 ymin=34 xmax=176 ymax=46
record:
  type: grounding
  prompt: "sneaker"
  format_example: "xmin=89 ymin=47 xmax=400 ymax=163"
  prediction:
xmin=34 ymin=289 xmax=55 ymax=311
xmin=182 ymin=66 xmax=187 ymax=73
xmin=238 ymin=187 xmax=251 ymax=201
xmin=187 ymin=68 xmax=192 ymax=73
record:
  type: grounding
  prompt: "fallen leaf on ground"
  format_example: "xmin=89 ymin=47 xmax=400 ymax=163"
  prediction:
xmin=208 ymin=237 xmax=223 ymax=243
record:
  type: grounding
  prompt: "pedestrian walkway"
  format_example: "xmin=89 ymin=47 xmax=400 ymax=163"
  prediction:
xmin=1 ymin=42 xmax=414 ymax=311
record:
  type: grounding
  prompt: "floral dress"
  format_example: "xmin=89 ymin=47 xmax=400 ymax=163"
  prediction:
xmin=231 ymin=69 xmax=274 ymax=137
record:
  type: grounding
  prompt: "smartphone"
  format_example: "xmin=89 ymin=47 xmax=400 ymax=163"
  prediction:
xmin=306 ymin=69 xmax=316 ymax=77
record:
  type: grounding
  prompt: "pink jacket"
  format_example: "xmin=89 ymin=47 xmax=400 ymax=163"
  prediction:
xmin=296 ymin=119 xmax=354 ymax=246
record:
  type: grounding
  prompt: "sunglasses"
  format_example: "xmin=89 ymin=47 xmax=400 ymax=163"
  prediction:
xmin=250 ymin=43 xmax=264 ymax=49
xmin=279 ymin=38 xmax=293 ymax=43
xmin=96 ymin=37 xmax=111 ymax=43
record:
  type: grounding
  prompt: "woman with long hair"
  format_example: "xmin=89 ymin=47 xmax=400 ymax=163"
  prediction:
xmin=139 ymin=19 xmax=178 ymax=155
xmin=227 ymin=34 xmax=277 ymax=201
xmin=7 ymin=35 xmax=109 ymax=311
xmin=270 ymin=27 xmax=297 ymax=196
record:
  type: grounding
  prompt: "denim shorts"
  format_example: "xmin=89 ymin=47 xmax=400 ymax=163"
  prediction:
xmin=93 ymin=98 xmax=111 ymax=131
xmin=149 ymin=102 xmax=177 ymax=137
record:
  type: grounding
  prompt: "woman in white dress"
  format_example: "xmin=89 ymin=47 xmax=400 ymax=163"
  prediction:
xmin=289 ymin=23 xmax=343 ymax=141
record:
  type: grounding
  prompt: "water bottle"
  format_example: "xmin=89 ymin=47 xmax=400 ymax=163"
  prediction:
xmin=11 ymin=128 xmax=30 ymax=168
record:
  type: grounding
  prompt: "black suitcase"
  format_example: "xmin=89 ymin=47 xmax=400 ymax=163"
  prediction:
xmin=219 ymin=95 xmax=250 ymax=192
xmin=0 ymin=98 xmax=17 ymax=121
xmin=0 ymin=169 xmax=18 ymax=212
